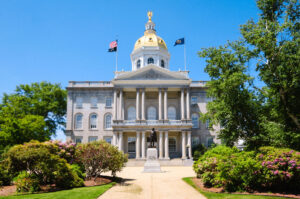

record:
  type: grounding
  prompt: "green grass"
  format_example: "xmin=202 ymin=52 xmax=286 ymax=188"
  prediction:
xmin=183 ymin=177 xmax=290 ymax=199
xmin=0 ymin=183 xmax=115 ymax=199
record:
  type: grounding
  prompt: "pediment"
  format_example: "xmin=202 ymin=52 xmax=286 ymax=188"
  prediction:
xmin=114 ymin=65 xmax=189 ymax=81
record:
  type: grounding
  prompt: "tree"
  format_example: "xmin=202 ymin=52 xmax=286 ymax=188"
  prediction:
xmin=200 ymin=0 xmax=300 ymax=150
xmin=199 ymin=41 xmax=264 ymax=148
xmin=0 ymin=82 xmax=66 ymax=151
xmin=240 ymin=0 xmax=300 ymax=148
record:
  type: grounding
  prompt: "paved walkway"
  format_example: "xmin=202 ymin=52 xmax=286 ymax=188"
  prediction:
xmin=99 ymin=166 xmax=206 ymax=199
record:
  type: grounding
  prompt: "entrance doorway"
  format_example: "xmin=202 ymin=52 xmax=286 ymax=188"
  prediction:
xmin=128 ymin=137 xmax=136 ymax=158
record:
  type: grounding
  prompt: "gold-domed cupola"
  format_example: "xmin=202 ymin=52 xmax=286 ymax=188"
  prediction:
xmin=131 ymin=11 xmax=170 ymax=71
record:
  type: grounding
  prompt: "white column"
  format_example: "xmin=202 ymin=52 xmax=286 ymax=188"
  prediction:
xmin=141 ymin=131 xmax=146 ymax=159
xmin=187 ymin=131 xmax=192 ymax=159
xmin=136 ymin=132 xmax=140 ymax=159
xmin=182 ymin=131 xmax=186 ymax=159
xmin=136 ymin=88 xmax=140 ymax=120
xmin=164 ymin=89 xmax=168 ymax=120
xmin=118 ymin=132 xmax=123 ymax=152
xmin=158 ymin=89 xmax=162 ymax=120
xmin=141 ymin=89 xmax=145 ymax=120
xmin=181 ymin=88 xmax=185 ymax=120
xmin=113 ymin=131 xmax=117 ymax=146
xmin=164 ymin=131 xmax=169 ymax=159
xmin=113 ymin=90 xmax=117 ymax=120
xmin=186 ymin=89 xmax=190 ymax=120
xmin=119 ymin=89 xmax=123 ymax=120
xmin=159 ymin=131 xmax=163 ymax=159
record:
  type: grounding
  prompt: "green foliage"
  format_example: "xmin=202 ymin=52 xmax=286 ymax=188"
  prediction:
xmin=192 ymin=144 xmax=207 ymax=161
xmin=199 ymin=0 xmax=300 ymax=150
xmin=76 ymin=140 xmax=128 ymax=179
xmin=193 ymin=146 xmax=300 ymax=193
xmin=4 ymin=141 xmax=83 ymax=192
xmin=0 ymin=82 xmax=66 ymax=149
xmin=14 ymin=171 xmax=40 ymax=193
xmin=0 ymin=159 xmax=11 ymax=186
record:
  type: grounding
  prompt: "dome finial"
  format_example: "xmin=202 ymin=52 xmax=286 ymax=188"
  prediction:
xmin=147 ymin=11 xmax=153 ymax=22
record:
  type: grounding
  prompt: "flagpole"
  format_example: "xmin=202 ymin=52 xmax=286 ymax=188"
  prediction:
xmin=184 ymin=37 xmax=186 ymax=71
xmin=116 ymin=37 xmax=118 ymax=72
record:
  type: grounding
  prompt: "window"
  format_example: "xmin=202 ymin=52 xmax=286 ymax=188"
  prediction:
xmin=128 ymin=137 xmax=136 ymax=153
xmin=206 ymin=119 xmax=210 ymax=129
xmin=104 ymin=136 xmax=112 ymax=144
xmin=75 ymin=137 xmax=82 ymax=144
xmin=167 ymin=106 xmax=176 ymax=120
xmin=75 ymin=114 xmax=83 ymax=129
xmin=127 ymin=106 xmax=136 ymax=120
xmin=105 ymin=114 xmax=112 ymax=129
xmin=91 ymin=97 xmax=97 ymax=108
xmin=106 ymin=97 xmax=112 ymax=107
xmin=76 ymin=97 xmax=83 ymax=108
xmin=147 ymin=57 xmax=154 ymax=64
xmin=207 ymin=137 xmax=214 ymax=147
xmin=192 ymin=137 xmax=200 ymax=147
xmin=90 ymin=114 xmax=97 ymax=129
xmin=136 ymin=60 xmax=141 ymax=69
xmin=161 ymin=60 xmax=165 ymax=68
xmin=169 ymin=137 xmax=176 ymax=152
xmin=192 ymin=113 xmax=199 ymax=128
xmin=88 ymin=136 xmax=98 ymax=142
xmin=147 ymin=106 xmax=157 ymax=120
xmin=191 ymin=96 xmax=198 ymax=105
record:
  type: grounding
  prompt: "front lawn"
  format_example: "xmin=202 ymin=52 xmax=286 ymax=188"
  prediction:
xmin=0 ymin=183 xmax=114 ymax=199
xmin=183 ymin=177 xmax=291 ymax=199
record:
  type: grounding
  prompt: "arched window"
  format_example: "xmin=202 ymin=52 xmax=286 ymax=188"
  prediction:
xmin=147 ymin=57 xmax=154 ymax=64
xmin=105 ymin=114 xmax=112 ymax=129
xmin=136 ymin=60 xmax=141 ymax=69
xmin=127 ymin=106 xmax=136 ymax=120
xmin=90 ymin=114 xmax=97 ymax=129
xmin=75 ymin=113 xmax=83 ymax=129
xmin=161 ymin=60 xmax=165 ymax=68
xmin=167 ymin=106 xmax=176 ymax=120
xmin=192 ymin=113 xmax=199 ymax=128
xmin=147 ymin=106 xmax=157 ymax=120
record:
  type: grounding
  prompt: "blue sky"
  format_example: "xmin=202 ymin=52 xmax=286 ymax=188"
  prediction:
xmin=0 ymin=0 xmax=260 ymax=141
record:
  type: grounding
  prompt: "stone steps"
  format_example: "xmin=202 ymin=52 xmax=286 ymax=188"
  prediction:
xmin=126 ymin=158 xmax=193 ymax=166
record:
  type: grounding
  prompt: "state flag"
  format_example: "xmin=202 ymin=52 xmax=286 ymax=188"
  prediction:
xmin=174 ymin=38 xmax=185 ymax=46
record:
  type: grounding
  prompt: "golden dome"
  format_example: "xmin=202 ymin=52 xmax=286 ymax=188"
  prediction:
xmin=133 ymin=11 xmax=168 ymax=51
xmin=134 ymin=33 xmax=167 ymax=51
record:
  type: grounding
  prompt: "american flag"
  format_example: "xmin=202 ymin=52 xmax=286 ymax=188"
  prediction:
xmin=108 ymin=40 xmax=118 ymax=52
xmin=110 ymin=40 xmax=117 ymax=48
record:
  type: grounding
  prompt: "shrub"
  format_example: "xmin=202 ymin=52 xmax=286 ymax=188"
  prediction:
xmin=192 ymin=144 xmax=207 ymax=161
xmin=5 ymin=141 xmax=83 ymax=191
xmin=46 ymin=140 xmax=77 ymax=164
xmin=193 ymin=145 xmax=300 ymax=193
xmin=14 ymin=171 xmax=40 ymax=193
xmin=193 ymin=145 xmax=263 ymax=192
xmin=76 ymin=140 xmax=127 ymax=180
xmin=257 ymin=146 xmax=300 ymax=192
xmin=0 ymin=160 xmax=11 ymax=186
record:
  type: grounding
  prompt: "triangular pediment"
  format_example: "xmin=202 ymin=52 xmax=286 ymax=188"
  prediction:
xmin=114 ymin=65 xmax=189 ymax=81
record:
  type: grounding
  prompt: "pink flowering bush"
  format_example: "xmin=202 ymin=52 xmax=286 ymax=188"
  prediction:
xmin=76 ymin=140 xmax=127 ymax=180
xmin=45 ymin=140 xmax=76 ymax=164
xmin=193 ymin=145 xmax=300 ymax=193
xmin=257 ymin=147 xmax=300 ymax=192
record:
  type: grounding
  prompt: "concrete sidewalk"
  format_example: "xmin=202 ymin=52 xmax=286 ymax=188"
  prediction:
xmin=99 ymin=166 xmax=206 ymax=199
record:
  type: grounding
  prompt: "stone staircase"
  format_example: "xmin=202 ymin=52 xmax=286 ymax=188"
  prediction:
xmin=126 ymin=158 xmax=193 ymax=166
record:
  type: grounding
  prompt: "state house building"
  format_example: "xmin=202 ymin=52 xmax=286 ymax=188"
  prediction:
xmin=65 ymin=12 xmax=221 ymax=161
